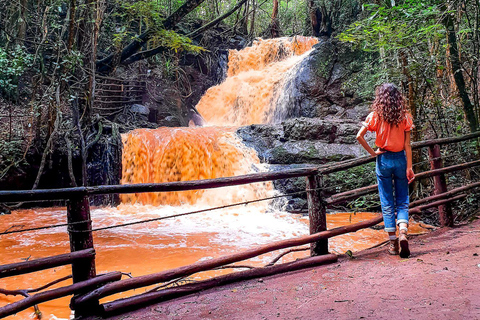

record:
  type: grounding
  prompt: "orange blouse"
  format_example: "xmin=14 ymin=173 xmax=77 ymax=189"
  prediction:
xmin=363 ymin=111 xmax=414 ymax=152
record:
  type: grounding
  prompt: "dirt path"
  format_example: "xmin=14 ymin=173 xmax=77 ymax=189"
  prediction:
xmin=100 ymin=219 xmax=480 ymax=320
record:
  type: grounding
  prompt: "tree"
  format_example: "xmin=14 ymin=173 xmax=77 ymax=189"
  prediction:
xmin=442 ymin=1 xmax=478 ymax=131
xmin=96 ymin=0 xmax=207 ymax=73
xmin=339 ymin=0 xmax=480 ymax=134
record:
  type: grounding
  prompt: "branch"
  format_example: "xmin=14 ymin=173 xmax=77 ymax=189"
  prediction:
xmin=65 ymin=134 xmax=78 ymax=187
xmin=188 ymin=0 xmax=248 ymax=38
xmin=264 ymin=246 xmax=310 ymax=267
xmin=121 ymin=45 xmax=168 ymax=66
xmin=27 ymin=275 xmax=73 ymax=294
xmin=0 ymin=276 xmax=73 ymax=297
xmin=214 ymin=264 xmax=255 ymax=270
xmin=101 ymin=254 xmax=338 ymax=314
xmin=146 ymin=276 xmax=196 ymax=293
xmin=0 ymin=288 xmax=29 ymax=298
xmin=96 ymin=0 xmax=207 ymax=73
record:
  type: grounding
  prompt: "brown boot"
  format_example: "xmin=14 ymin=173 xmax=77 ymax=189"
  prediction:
xmin=388 ymin=239 xmax=399 ymax=255
xmin=399 ymin=231 xmax=410 ymax=258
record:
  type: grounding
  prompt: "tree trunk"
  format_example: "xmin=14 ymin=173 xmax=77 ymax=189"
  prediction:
xmin=17 ymin=0 xmax=27 ymax=44
xmin=443 ymin=7 xmax=479 ymax=132
xmin=308 ymin=0 xmax=321 ymax=37
xmin=270 ymin=0 xmax=280 ymax=37
xmin=238 ymin=0 xmax=249 ymax=35
xmin=249 ymin=0 xmax=256 ymax=37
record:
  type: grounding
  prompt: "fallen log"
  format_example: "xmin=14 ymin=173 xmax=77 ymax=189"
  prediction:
xmin=101 ymin=254 xmax=338 ymax=315
xmin=0 ymin=249 xmax=95 ymax=279
xmin=0 ymin=272 xmax=122 ymax=318
xmin=72 ymin=215 xmax=382 ymax=306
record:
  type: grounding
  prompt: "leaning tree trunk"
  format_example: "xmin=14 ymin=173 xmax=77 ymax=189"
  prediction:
xmin=443 ymin=8 xmax=479 ymax=132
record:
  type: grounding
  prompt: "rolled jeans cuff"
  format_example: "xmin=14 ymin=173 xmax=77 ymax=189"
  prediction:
xmin=396 ymin=219 xmax=409 ymax=225
xmin=384 ymin=227 xmax=397 ymax=232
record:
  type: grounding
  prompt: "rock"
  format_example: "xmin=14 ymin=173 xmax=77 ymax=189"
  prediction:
xmin=268 ymin=141 xmax=362 ymax=164
xmin=0 ymin=204 xmax=11 ymax=215
xmin=271 ymin=38 xmax=370 ymax=122
xmin=282 ymin=118 xmax=339 ymax=142
xmin=237 ymin=118 xmax=368 ymax=165
xmin=236 ymin=124 xmax=284 ymax=161
xmin=284 ymin=198 xmax=308 ymax=213
xmin=345 ymin=104 xmax=371 ymax=121
xmin=159 ymin=115 xmax=184 ymax=127
xmin=130 ymin=104 xmax=149 ymax=115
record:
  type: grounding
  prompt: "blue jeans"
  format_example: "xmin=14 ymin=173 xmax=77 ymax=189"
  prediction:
xmin=376 ymin=151 xmax=409 ymax=232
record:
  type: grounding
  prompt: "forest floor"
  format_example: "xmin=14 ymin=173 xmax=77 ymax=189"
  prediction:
xmin=97 ymin=217 xmax=480 ymax=320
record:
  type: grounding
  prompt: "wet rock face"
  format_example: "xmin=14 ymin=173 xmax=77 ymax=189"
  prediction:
xmin=272 ymin=37 xmax=370 ymax=122
xmin=237 ymin=117 xmax=375 ymax=213
xmin=237 ymin=118 xmax=369 ymax=165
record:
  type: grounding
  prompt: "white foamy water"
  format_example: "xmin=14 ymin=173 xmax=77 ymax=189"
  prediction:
xmin=92 ymin=201 xmax=309 ymax=248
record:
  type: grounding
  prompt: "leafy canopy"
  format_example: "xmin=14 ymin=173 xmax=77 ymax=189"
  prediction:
xmin=338 ymin=0 xmax=443 ymax=52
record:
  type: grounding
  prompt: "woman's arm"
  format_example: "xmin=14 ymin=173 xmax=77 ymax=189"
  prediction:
xmin=405 ymin=131 xmax=415 ymax=184
xmin=356 ymin=126 xmax=382 ymax=157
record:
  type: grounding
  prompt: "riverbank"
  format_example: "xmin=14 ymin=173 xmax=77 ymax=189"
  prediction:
xmin=99 ymin=217 xmax=480 ymax=320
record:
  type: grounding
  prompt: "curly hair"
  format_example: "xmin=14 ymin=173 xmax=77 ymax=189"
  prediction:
xmin=371 ymin=83 xmax=407 ymax=125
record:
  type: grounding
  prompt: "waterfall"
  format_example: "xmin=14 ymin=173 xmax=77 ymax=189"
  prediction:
xmin=121 ymin=36 xmax=318 ymax=206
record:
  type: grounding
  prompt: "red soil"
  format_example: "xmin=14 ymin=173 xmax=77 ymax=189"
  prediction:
xmin=97 ymin=218 xmax=480 ymax=320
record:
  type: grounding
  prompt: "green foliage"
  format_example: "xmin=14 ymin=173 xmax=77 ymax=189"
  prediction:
xmin=347 ymin=194 xmax=381 ymax=212
xmin=341 ymin=57 xmax=403 ymax=98
xmin=324 ymin=162 xmax=376 ymax=193
xmin=0 ymin=140 xmax=26 ymax=178
xmin=120 ymin=0 xmax=164 ymax=29
xmin=339 ymin=1 xmax=443 ymax=52
xmin=324 ymin=162 xmax=380 ymax=212
xmin=61 ymin=50 xmax=83 ymax=74
xmin=151 ymin=29 xmax=204 ymax=54
xmin=277 ymin=0 xmax=310 ymax=36
xmin=112 ymin=0 xmax=204 ymax=55
xmin=0 ymin=46 xmax=34 ymax=98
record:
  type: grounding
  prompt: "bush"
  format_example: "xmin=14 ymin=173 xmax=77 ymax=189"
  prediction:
xmin=0 ymin=46 xmax=34 ymax=100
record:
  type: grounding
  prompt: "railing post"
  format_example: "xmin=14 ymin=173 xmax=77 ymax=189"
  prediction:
xmin=67 ymin=195 xmax=98 ymax=316
xmin=306 ymin=174 xmax=328 ymax=255
xmin=428 ymin=144 xmax=453 ymax=227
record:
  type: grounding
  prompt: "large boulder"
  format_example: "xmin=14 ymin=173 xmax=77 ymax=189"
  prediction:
xmin=237 ymin=117 xmax=370 ymax=165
